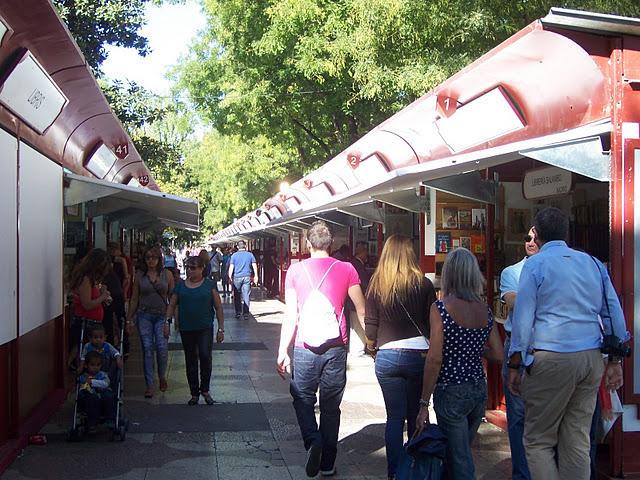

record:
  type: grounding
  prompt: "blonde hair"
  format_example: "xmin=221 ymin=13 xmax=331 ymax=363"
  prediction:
xmin=367 ymin=234 xmax=423 ymax=306
xmin=441 ymin=248 xmax=485 ymax=302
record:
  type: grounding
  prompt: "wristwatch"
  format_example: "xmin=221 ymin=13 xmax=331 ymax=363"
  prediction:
xmin=419 ymin=398 xmax=430 ymax=408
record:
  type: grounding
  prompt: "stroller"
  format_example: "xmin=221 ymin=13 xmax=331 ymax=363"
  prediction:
xmin=67 ymin=314 xmax=129 ymax=442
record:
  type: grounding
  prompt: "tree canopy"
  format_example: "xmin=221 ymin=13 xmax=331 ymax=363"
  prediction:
xmin=177 ymin=0 xmax=640 ymax=168
xmin=52 ymin=0 xmax=158 ymax=73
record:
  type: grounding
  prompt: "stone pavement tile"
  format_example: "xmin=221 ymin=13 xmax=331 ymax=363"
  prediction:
xmin=215 ymin=430 xmax=275 ymax=442
xmin=210 ymin=382 xmax=260 ymax=403
xmin=144 ymin=453 xmax=218 ymax=480
xmin=3 ymin=436 xmax=208 ymax=480
xmin=215 ymin=440 xmax=285 ymax=468
xmin=218 ymin=465 xmax=292 ymax=480
xmin=153 ymin=432 xmax=215 ymax=443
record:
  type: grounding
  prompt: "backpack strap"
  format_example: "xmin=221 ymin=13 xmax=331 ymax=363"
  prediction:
xmin=301 ymin=260 xmax=339 ymax=290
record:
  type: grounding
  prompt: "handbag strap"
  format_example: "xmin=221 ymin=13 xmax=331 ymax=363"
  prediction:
xmin=398 ymin=293 xmax=426 ymax=339
xmin=145 ymin=270 xmax=169 ymax=306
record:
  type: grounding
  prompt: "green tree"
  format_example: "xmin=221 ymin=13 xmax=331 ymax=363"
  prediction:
xmin=177 ymin=0 xmax=640 ymax=175
xmin=52 ymin=0 xmax=158 ymax=73
xmin=184 ymin=131 xmax=300 ymax=233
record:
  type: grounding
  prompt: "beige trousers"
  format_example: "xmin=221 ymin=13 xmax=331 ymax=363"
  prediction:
xmin=521 ymin=349 xmax=603 ymax=480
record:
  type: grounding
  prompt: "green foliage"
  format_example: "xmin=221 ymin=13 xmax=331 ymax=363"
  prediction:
xmin=52 ymin=0 xmax=156 ymax=73
xmin=176 ymin=0 xmax=640 ymax=180
xmin=183 ymin=131 xmax=301 ymax=233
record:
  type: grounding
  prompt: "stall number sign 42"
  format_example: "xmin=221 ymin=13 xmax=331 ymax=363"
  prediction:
xmin=114 ymin=143 xmax=129 ymax=160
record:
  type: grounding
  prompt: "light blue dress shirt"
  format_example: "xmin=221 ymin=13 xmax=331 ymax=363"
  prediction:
xmin=499 ymin=257 xmax=527 ymax=333
xmin=509 ymin=241 xmax=629 ymax=366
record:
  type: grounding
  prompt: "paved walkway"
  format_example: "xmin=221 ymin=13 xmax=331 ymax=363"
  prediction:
xmin=2 ymin=290 xmax=511 ymax=479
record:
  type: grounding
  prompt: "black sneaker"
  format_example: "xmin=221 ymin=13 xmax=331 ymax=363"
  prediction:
xmin=305 ymin=445 xmax=322 ymax=477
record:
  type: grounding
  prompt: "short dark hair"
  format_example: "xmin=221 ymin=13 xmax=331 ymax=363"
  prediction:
xmin=85 ymin=350 xmax=102 ymax=366
xmin=237 ymin=240 xmax=246 ymax=249
xmin=534 ymin=207 xmax=568 ymax=242
xmin=307 ymin=220 xmax=333 ymax=251
xmin=90 ymin=324 xmax=105 ymax=336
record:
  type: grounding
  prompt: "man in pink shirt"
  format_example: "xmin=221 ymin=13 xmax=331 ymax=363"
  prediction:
xmin=277 ymin=220 xmax=366 ymax=478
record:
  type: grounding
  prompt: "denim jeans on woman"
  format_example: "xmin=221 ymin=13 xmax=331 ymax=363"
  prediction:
xmin=375 ymin=348 xmax=425 ymax=477
xmin=180 ymin=327 xmax=213 ymax=396
xmin=290 ymin=346 xmax=347 ymax=473
xmin=434 ymin=377 xmax=487 ymax=480
xmin=136 ymin=310 xmax=168 ymax=388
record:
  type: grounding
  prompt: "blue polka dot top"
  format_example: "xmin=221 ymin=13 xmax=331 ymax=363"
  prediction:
xmin=435 ymin=300 xmax=493 ymax=385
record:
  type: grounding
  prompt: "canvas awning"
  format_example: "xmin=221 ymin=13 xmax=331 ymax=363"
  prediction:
xmin=63 ymin=172 xmax=199 ymax=231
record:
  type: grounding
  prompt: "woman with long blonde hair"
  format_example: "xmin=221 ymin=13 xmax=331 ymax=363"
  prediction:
xmin=365 ymin=234 xmax=436 ymax=480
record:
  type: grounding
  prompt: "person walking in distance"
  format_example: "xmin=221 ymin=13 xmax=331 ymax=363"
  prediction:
xmin=277 ymin=221 xmax=366 ymax=478
xmin=228 ymin=240 xmax=258 ymax=320
xmin=499 ymin=227 xmax=538 ymax=480
xmin=508 ymin=207 xmax=629 ymax=480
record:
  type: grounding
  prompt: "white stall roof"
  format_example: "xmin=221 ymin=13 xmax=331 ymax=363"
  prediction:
xmin=63 ymin=172 xmax=199 ymax=231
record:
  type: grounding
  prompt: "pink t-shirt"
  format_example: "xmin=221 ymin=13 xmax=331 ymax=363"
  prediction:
xmin=285 ymin=257 xmax=360 ymax=349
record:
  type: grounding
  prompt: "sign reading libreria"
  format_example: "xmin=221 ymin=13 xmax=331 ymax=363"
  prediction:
xmin=523 ymin=166 xmax=573 ymax=200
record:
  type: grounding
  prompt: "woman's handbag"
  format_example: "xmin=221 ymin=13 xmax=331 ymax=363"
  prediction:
xmin=396 ymin=424 xmax=447 ymax=480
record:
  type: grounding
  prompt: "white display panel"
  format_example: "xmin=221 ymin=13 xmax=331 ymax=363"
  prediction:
xmin=18 ymin=142 xmax=63 ymax=335
xmin=0 ymin=128 xmax=17 ymax=345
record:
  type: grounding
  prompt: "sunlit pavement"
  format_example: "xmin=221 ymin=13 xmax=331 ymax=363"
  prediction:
xmin=2 ymin=289 xmax=511 ymax=479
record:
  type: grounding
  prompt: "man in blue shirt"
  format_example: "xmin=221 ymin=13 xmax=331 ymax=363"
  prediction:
xmin=228 ymin=240 xmax=258 ymax=319
xmin=499 ymin=227 xmax=538 ymax=480
xmin=508 ymin=207 xmax=628 ymax=480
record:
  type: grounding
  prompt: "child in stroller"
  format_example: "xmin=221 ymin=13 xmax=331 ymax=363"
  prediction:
xmin=79 ymin=324 xmax=123 ymax=374
xmin=77 ymin=351 xmax=116 ymax=433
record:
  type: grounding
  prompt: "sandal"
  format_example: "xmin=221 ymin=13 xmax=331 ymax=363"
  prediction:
xmin=202 ymin=392 xmax=214 ymax=405
xmin=187 ymin=396 xmax=199 ymax=406
xmin=144 ymin=388 xmax=154 ymax=399
xmin=159 ymin=378 xmax=168 ymax=392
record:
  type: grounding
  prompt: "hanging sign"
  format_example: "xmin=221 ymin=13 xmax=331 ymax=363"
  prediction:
xmin=0 ymin=50 xmax=68 ymax=134
xmin=523 ymin=165 xmax=573 ymax=199
xmin=137 ymin=175 xmax=150 ymax=187
xmin=114 ymin=142 xmax=129 ymax=160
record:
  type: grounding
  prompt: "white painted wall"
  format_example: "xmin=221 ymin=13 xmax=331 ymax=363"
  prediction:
xmin=18 ymin=141 xmax=63 ymax=335
xmin=0 ymin=128 xmax=17 ymax=345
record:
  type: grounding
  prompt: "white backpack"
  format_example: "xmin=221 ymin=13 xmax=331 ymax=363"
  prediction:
xmin=298 ymin=261 xmax=342 ymax=347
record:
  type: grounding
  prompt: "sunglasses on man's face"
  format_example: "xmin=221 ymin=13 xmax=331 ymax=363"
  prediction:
xmin=524 ymin=235 xmax=534 ymax=243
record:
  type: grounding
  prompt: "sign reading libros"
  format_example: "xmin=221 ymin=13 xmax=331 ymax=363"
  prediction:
xmin=523 ymin=165 xmax=573 ymax=200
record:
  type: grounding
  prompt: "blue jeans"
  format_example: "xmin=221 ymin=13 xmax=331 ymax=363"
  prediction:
xmin=233 ymin=276 xmax=251 ymax=315
xmin=290 ymin=346 xmax=347 ymax=471
xmin=434 ymin=378 xmax=487 ymax=480
xmin=502 ymin=336 xmax=531 ymax=480
xmin=375 ymin=348 xmax=425 ymax=477
xmin=136 ymin=311 xmax=168 ymax=388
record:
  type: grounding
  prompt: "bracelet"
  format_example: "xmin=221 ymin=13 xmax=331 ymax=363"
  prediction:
xmin=609 ymin=357 xmax=623 ymax=365
xmin=419 ymin=398 xmax=430 ymax=408
xmin=507 ymin=362 xmax=522 ymax=369
xmin=217 ymin=328 xmax=224 ymax=333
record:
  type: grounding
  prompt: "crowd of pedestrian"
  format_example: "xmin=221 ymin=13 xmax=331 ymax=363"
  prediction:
xmin=65 ymin=207 xmax=630 ymax=479
xmin=276 ymin=210 xmax=630 ymax=480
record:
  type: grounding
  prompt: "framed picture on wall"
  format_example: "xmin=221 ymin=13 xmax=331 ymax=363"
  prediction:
xmin=441 ymin=207 xmax=458 ymax=229
xmin=507 ymin=208 xmax=531 ymax=241
xmin=458 ymin=209 xmax=472 ymax=229
xmin=472 ymin=209 xmax=486 ymax=230
xmin=460 ymin=236 xmax=471 ymax=250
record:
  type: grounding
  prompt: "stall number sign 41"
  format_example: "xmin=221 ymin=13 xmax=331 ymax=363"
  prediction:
xmin=114 ymin=143 xmax=129 ymax=160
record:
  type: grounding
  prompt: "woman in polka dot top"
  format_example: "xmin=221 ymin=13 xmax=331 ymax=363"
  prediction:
xmin=415 ymin=248 xmax=503 ymax=480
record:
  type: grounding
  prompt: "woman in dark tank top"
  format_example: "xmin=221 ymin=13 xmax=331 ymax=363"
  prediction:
xmin=127 ymin=246 xmax=174 ymax=399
